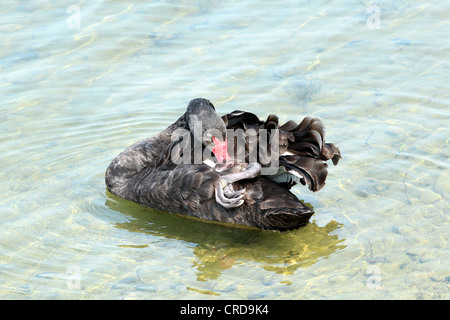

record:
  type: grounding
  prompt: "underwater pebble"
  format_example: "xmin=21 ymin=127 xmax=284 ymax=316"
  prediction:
xmin=355 ymin=189 xmax=369 ymax=198
xmin=302 ymin=290 xmax=323 ymax=299
xmin=406 ymin=247 xmax=426 ymax=259
xmin=136 ymin=265 xmax=167 ymax=283
xmin=123 ymin=291 xmax=143 ymax=300
xmin=374 ymin=185 xmax=384 ymax=193
xmin=135 ymin=285 xmax=158 ymax=292
xmin=328 ymin=275 xmax=347 ymax=283
xmin=405 ymin=271 xmax=426 ymax=287
xmin=418 ymin=255 xmax=436 ymax=264
xmin=420 ymin=189 xmax=440 ymax=204
xmin=391 ymin=38 xmax=412 ymax=46
xmin=35 ymin=272 xmax=64 ymax=279
xmin=111 ymin=277 xmax=139 ymax=290
xmin=430 ymin=275 xmax=450 ymax=282
xmin=434 ymin=173 xmax=449 ymax=195
xmin=6 ymin=68 xmax=47 ymax=85
xmin=311 ymin=266 xmax=329 ymax=277
xmin=367 ymin=256 xmax=388 ymax=264
xmin=216 ymin=283 xmax=239 ymax=293
xmin=422 ymin=207 xmax=441 ymax=219
xmin=247 ymin=291 xmax=270 ymax=299
xmin=261 ymin=276 xmax=275 ymax=287
xmin=395 ymin=225 xmax=414 ymax=236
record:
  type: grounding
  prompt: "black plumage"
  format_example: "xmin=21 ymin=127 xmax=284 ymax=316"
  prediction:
xmin=105 ymin=98 xmax=341 ymax=231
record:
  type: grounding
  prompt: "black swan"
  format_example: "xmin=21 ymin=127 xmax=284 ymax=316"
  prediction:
xmin=105 ymin=98 xmax=341 ymax=231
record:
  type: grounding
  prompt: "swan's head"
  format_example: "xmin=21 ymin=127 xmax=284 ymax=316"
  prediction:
xmin=186 ymin=98 xmax=230 ymax=162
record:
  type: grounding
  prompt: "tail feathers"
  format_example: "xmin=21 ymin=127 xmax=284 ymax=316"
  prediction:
xmin=279 ymin=156 xmax=329 ymax=191
xmin=256 ymin=178 xmax=315 ymax=231
xmin=222 ymin=110 xmax=261 ymax=130
xmin=223 ymin=110 xmax=341 ymax=192
xmin=282 ymin=117 xmax=341 ymax=161
xmin=323 ymin=142 xmax=341 ymax=166
xmin=278 ymin=116 xmax=341 ymax=192
xmin=261 ymin=207 xmax=314 ymax=231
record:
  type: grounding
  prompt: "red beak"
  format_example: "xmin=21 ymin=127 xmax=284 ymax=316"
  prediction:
xmin=212 ymin=137 xmax=230 ymax=163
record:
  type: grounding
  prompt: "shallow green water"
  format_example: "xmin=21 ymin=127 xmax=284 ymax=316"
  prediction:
xmin=1 ymin=0 xmax=448 ymax=299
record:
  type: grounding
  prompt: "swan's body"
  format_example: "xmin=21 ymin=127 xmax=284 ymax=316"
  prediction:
xmin=105 ymin=99 xmax=340 ymax=231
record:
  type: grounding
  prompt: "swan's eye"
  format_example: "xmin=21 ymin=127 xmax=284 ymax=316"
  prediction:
xmin=206 ymin=132 xmax=212 ymax=139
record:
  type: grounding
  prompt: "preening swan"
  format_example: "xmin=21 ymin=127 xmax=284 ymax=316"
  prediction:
xmin=105 ymin=98 xmax=341 ymax=231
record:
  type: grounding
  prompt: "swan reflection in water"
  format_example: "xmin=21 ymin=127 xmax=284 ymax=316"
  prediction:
xmin=106 ymin=195 xmax=346 ymax=282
